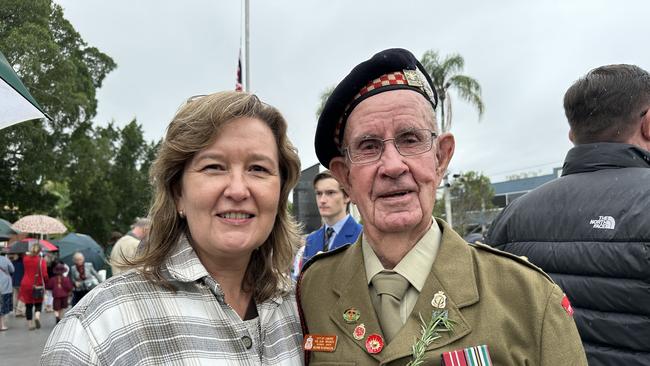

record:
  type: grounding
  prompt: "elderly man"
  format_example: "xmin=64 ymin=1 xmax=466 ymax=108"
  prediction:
xmin=298 ymin=48 xmax=587 ymax=365
xmin=487 ymin=64 xmax=650 ymax=365
xmin=110 ymin=217 xmax=150 ymax=275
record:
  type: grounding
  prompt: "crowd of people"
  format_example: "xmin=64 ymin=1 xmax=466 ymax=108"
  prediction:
xmin=1 ymin=47 xmax=648 ymax=365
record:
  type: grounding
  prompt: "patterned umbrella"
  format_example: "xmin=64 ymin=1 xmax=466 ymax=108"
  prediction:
xmin=12 ymin=215 xmax=67 ymax=235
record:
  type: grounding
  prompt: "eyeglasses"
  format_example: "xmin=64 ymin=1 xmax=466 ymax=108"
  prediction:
xmin=343 ymin=128 xmax=438 ymax=164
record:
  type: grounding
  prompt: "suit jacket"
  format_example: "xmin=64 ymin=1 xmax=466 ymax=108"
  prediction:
xmin=303 ymin=215 xmax=362 ymax=265
xmin=298 ymin=219 xmax=587 ymax=365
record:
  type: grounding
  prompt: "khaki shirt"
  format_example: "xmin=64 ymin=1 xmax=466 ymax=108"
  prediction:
xmin=363 ymin=220 xmax=441 ymax=323
xmin=298 ymin=219 xmax=587 ymax=365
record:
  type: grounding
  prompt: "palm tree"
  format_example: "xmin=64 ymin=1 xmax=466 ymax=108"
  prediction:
xmin=315 ymin=85 xmax=335 ymax=118
xmin=419 ymin=50 xmax=484 ymax=133
xmin=420 ymin=50 xmax=484 ymax=228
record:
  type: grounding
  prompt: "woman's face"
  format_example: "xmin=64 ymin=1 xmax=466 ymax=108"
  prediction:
xmin=177 ymin=117 xmax=281 ymax=263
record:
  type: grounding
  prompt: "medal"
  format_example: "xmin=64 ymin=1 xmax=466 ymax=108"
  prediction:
xmin=353 ymin=324 xmax=366 ymax=340
xmin=365 ymin=333 xmax=384 ymax=354
xmin=343 ymin=308 xmax=361 ymax=323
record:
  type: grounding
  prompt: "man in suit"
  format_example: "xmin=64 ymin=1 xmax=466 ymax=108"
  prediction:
xmin=298 ymin=48 xmax=587 ymax=365
xmin=302 ymin=170 xmax=362 ymax=266
xmin=487 ymin=64 xmax=650 ymax=365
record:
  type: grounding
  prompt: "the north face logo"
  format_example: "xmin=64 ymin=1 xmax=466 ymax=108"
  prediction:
xmin=589 ymin=216 xmax=616 ymax=229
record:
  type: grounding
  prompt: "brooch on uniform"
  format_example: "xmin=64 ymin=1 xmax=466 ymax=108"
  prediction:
xmin=343 ymin=308 xmax=361 ymax=323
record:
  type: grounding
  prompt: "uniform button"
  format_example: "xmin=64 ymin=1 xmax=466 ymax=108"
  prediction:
xmin=241 ymin=335 xmax=253 ymax=349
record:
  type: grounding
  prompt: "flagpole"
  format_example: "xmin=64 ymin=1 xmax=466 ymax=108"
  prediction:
xmin=244 ymin=0 xmax=250 ymax=92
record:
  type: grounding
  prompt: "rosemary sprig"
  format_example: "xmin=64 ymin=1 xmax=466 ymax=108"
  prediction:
xmin=406 ymin=310 xmax=455 ymax=366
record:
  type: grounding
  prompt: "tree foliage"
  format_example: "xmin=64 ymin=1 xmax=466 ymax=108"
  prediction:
xmin=434 ymin=171 xmax=494 ymax=236
xmin=0 ymin=0 xmax=155 ymax=243
xmin=419 ymin=50 xmax=484 ymax=133
xmin=315 ymin=85 xmax=335 ymax=118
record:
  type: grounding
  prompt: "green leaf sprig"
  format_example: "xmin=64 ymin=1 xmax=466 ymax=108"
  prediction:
xmin=406 ymin=310 xmax=455 ymax=366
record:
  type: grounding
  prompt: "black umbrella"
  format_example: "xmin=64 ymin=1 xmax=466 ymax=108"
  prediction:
xmin=52 ymin=233 xmax=105 ymax=270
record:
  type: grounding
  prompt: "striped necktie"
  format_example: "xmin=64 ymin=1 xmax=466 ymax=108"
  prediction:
xmin=323 ymin=227 xmax=335 ymax=251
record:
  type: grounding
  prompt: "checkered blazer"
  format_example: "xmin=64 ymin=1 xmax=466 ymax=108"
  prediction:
xmin=41 ymin=235 xmax=303 ymax=365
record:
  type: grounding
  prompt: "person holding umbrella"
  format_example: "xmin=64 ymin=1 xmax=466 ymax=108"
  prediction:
xmin=19 ymin=242 xmax=48 ymax=330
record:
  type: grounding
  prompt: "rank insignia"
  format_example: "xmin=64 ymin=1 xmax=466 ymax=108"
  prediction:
xmin=365 ymin=333 xmax=384 ymax=354
xmin=431 ymin=290 xmax=447 ymax=309
xmin=343 ymin=308 xmax=361 ymax=323
xmin=441 ymin=344 xmax=493 ymax=366
xmin=353 ymin=323 xmax=366 ymax=340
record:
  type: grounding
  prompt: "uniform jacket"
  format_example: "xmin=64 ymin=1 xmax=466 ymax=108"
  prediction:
xmin=303 ymin=215 xmax=362 ymax=265
xmin=487 ymin=143 xmax=650 ymax=366
xmin=298 ymin=219 xmax=586 ymax=365
xmin=18 ymin=254 xmax=48 ymax=304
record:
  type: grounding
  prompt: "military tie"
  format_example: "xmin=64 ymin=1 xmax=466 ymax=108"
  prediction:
xmin=371 ymin=271 xmax=410 ymax=342
xmin=322 ymin=227 xmax=335 ymax=251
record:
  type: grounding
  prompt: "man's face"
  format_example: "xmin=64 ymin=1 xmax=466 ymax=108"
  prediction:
xmin=314 ymin=177 xmax=349 ymax=223
xmin=330 ymin=90 xmax=454 ymax=238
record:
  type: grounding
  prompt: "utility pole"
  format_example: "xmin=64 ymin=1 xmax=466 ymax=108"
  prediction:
xmin=444 ymin=173 xmax=453 ymax=227
xmin=244 ymin=0 xmax=250 ymax=92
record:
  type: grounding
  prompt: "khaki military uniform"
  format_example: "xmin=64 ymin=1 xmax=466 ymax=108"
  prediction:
xmin=298 ymin=219 xmax=587 ymax=365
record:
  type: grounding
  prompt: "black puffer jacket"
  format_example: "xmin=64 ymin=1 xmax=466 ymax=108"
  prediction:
xmin=487 ymin=143 xmax=650 ymax=366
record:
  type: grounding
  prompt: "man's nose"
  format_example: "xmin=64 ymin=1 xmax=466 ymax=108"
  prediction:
xmin=379 ymin=141 xmax=408 ymax=178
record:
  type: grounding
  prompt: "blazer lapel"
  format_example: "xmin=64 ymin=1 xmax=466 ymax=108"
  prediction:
xmin=381 ymin=219 xmax=480 ymax=363
xmin=334 ymin=216 xmax=357 ymax=248
xmin=329 ymin=239 xmax=384 ymax=362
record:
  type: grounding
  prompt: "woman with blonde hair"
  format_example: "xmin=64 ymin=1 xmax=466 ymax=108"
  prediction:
xmin=19 ymin=242 xmax=48 ymax=330
xmin=43 ymin=91 xmax=303 ymax=365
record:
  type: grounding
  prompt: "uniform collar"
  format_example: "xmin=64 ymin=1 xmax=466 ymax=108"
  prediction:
xmin=362 ymin=217 xmax=441 ymax=292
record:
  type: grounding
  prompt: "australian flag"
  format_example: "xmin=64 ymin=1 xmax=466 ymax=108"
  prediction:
xmin=235 ymin=50 xmax=243 ymax=92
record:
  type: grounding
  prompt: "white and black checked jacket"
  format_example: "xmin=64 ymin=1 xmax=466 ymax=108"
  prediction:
xmin=41 ymin=235 xmax=304 ymax=365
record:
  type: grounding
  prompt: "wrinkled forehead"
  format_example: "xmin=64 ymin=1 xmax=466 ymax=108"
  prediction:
xmin=343 ymin=90 xmax=436 ymax=141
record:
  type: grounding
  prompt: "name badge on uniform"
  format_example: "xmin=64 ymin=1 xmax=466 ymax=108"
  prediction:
xmin=441 ymin=344 xmax=492 ymax=366
xmin=303 ymin=334 xmax=338 ymax=352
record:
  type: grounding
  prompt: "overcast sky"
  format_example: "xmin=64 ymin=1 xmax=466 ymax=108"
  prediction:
xmin=55 ymin=0 xmax=650 ymax=182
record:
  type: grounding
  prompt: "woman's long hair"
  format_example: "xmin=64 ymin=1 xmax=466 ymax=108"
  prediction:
xmin=134 ymin=91 xmax=301 ymax=302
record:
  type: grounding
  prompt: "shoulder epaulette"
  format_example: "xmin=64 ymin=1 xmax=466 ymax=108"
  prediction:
xmin=300 ymin=242 xmax=352 ymax=274
xmin=469 ymin=242 xmax=555 ymax=284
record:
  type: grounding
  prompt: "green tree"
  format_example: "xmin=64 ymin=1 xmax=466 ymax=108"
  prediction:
xmin=0 ymin=0 xmax=115 ymax=222
xmin=419 ymin=50 xmax=484 ymax=133
xmin=0 ymin=1 xmax=157 ymax=243
xmin=434 ymin=172 xmax=495 ymax=236
xmin=420 ymin=50 xmax=484 ymax=229
xmin=315 ymin=85 xmax=335 ymax=118
xmin=109 ymin=120 xmax=152 ymax=232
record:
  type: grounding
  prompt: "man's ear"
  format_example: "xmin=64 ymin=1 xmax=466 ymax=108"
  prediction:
xmin=641 ymin=112 xmax=650 ymax=140
xmin=329 ymin=157 xmax=354 ymax=203
xmin=569 ymin=129 xmax=576 ymax=144
xmin=435 ymin=132 xmax=455 ymax=176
